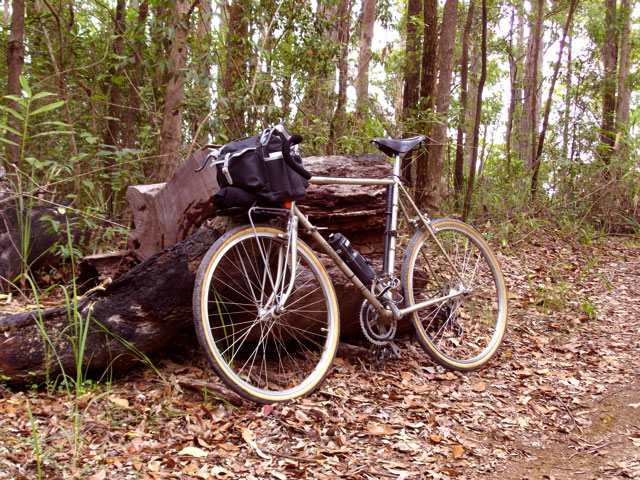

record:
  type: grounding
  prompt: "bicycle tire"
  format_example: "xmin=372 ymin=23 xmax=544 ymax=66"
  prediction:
xmin=401 ymin=219 xmax=507 ymax=371
xmin=193 ymin=225 xmax=339 ymax=403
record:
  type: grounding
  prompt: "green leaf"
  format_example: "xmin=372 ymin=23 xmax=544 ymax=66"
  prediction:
xmin=0 ymin=137 xmax=21 ymax=147
xmin=30 ymin=100 xmax=65 ymax=116
xmin=19 ymin=76 xmax=32 ymax=97
xmin=32 ymin=130 xmax=73 ymax=137
xmin=0 ymin=104 xmax=25 ymax=121
xmin=0 ymin=124 xmax=22 ymax=136
xmin=39 ymin=121 xmax=71 ymax=127
xmin=31 ymin=92 xmax=56 ymax=100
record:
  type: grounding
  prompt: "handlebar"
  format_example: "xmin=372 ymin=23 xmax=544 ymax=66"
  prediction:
xmin=272 ymin=130 xmax=312 ymax=180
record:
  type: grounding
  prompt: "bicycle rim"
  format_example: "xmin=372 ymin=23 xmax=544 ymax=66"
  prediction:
xmin=402 ymin=219 xmax=507 ymax=370
xmin=194 ymin=226 xmax=339 ymax=403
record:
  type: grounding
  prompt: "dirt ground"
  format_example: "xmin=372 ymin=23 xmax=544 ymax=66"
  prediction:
xmin=1 ymin=233 xmax=639 ymax=479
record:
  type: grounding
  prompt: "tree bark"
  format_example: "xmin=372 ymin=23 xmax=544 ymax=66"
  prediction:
xmin=402 ymin=0 xmax=422 ymax=119
xmin=453 ymin=0 xmax=475 ymax=209
xmin=355 ymin=0 xmax=376 ymax=112
xmin=411 ymin=0 xmax=438 ymax=199
xmin=462 ymin=0 xmax=486 ymax=222
xmin=599 ymin=0 xmax=618 ymax=165
xmin=561 ymin=34 xmax=572 ymax=163
xmin=220 ymin=0 xmax=250 ymax=140
xmin=156 ymin=0 xmax=192 ymax=181
xmin=615 ymin=0 xmax=631 ymax=129
xmin=327 ymin=0 xmax=354 ymax=154
xmin=519 ymin=0 xmax=544 ymax=170
xmin=420 ymin=0 xmax=438 ymax=112
xmin=420 ymin=0 xmax=459 ymax=216
xmin=6 ymin=0 xmax=26 ymax=164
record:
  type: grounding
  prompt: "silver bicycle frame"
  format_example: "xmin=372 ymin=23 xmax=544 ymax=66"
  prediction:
xmin=280 ymin=153 xmax=466 ymax=321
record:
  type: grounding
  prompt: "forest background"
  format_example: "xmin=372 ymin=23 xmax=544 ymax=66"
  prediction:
xmin=0 ymin=0 xmax=639 ymax=268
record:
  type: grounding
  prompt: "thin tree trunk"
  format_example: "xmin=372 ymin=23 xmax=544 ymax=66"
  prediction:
xmin=6 ymin=0 xmax=25 ymax=164
xmin=104 ymin=0 xmax=127 ymax=148
xmin=615 ymin=0 xmax=631 ymax=128
xmin=504 ymin=2 xmax=523 ymax=177
xmin=3 ymin=1 xmax=10 ymax=25
xmin=156 ymin=0 xmax=192 ymax=181
xmin=327 ymin=0 xmax=353 ymax=154
xmin=420 ymin=0 xmax=438 ymax=112
xmin=453 ymin=0 xmax=474 ymax=209
xmin=561 ymin=34 xmax=572 ymax=162
xmin=530 ymin=0 xmax=577 ymax=199
xmin=355 ymin=0 xmax=376 ymax=112
xmin=420 ymin=0 xmax=459 ymax=216
xmin=520 ymin=0 xmax=544 ymax=170
xmin=462 ymin=0 xmax=486 ymax=222
xmin=411 ymin=0 xmax=438 ymax=198
xmin=599 ymin=0 xmax=618 ymax=165
xmin=122 ymin=0 xmax=150 ymax=149
xmin=220 ymin=0 xmax=250 ymax=139
xmin=402 ymin=0 xmax=422 ymax=118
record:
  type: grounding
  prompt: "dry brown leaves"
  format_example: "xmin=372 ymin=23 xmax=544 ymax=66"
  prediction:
xmin=1 ymin=234 xmax=639 ymax=479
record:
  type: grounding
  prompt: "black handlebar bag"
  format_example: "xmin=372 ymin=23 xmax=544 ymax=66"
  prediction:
xmin=215 ymin=132 xmax=309 ymax=209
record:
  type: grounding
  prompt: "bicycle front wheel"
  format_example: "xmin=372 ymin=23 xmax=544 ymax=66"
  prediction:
xmin=401 ymin=219 xmax=507 ymax=371
xmin=193 ymin=225 xmax=339 ymax=404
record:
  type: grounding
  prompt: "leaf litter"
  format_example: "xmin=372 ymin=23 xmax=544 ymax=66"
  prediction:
xmin=1 ymin=234 xmax=639 ymax=479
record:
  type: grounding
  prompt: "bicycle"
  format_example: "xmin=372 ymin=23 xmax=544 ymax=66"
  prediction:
xmin=193 ymin=124 xmax=508 ymax=404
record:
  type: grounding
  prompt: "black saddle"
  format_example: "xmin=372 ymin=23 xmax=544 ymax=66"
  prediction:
xmin=371 ymin=135 xmax=426 ymax=158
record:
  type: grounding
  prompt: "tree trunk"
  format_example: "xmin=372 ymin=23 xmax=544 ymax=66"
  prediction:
xmin=615 ymin=0 xmax=631 ymax=129
xmin=411 ymin=0 xmax=438 ymax=199
xmin=355 ymin=0 xmax=376 ymax=112
xmin=420 ymin=0 xmax=459 ymax=216
xmin=6 ymin=0 xmax=26 ymax=164
xmin=530 ymin=0 xmax=577 ymax=200
xmin=104 ymin=0 xmax=127 ymax=148
xmin=519 ymin=0 xmax=544 ymax=170
xmin=0 ymin=155 xmax=392 ymax=386
xmin=561 ymin=34 xmax=572 ymax=163
xmin=599 ymin=0 xmax=618 ymax=165
xmin=122 ymin=0 xmax=150 ymax=149
xmin=402 ymin=0 xmax=422 ymax=119
xmin=462 ymin=0 xmax=486 ymax=222
xmin=504 ymin=1 xmax=524 ymax=176
xmin=453 ymin=0 xmax=475 ymax=209
xmin=219 ymin=0 xmax=250 ymax=140
xmin=420 ymin=0 xmax=438 ymax=112
xmin=156 ymin=0 xmax=192 ymax=181
xmin=327 ymin=0 xmax=354 ymax=154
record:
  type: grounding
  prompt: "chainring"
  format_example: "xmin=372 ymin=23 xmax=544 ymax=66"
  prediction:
xmin=359 ymin=299 xmax=397 ymax=345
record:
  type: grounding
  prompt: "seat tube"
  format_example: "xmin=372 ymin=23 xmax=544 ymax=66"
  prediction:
xmin=384 ymin=154 xmax=402 ymax=276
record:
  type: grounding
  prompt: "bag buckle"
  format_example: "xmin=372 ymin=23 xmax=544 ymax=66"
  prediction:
xmin=222 ymin=153 xmax=233 ymax=185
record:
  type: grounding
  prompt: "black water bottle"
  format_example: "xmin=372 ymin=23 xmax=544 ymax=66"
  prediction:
xmin=327 ymin=233 xmax=376 ymax=286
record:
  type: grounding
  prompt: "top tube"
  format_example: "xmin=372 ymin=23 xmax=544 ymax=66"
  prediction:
xmin=308 ymin=176 xmax=395 ymax=186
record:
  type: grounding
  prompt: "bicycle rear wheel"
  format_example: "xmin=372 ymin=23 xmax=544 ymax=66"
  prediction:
xmin=401 ymin=219 xmax=507 ymax=371
xmin=193 ymin=225 xmax=339 ymax=404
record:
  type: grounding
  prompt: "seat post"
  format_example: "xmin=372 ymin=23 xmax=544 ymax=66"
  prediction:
xmin=383 ymin=154 xmax=402 ymax=276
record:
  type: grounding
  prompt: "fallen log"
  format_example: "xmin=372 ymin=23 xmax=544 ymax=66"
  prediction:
xmin=0 ymin=154 xmax=392 ymax=386
xmin=127 ymin=153 xmax=391 ymax=261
